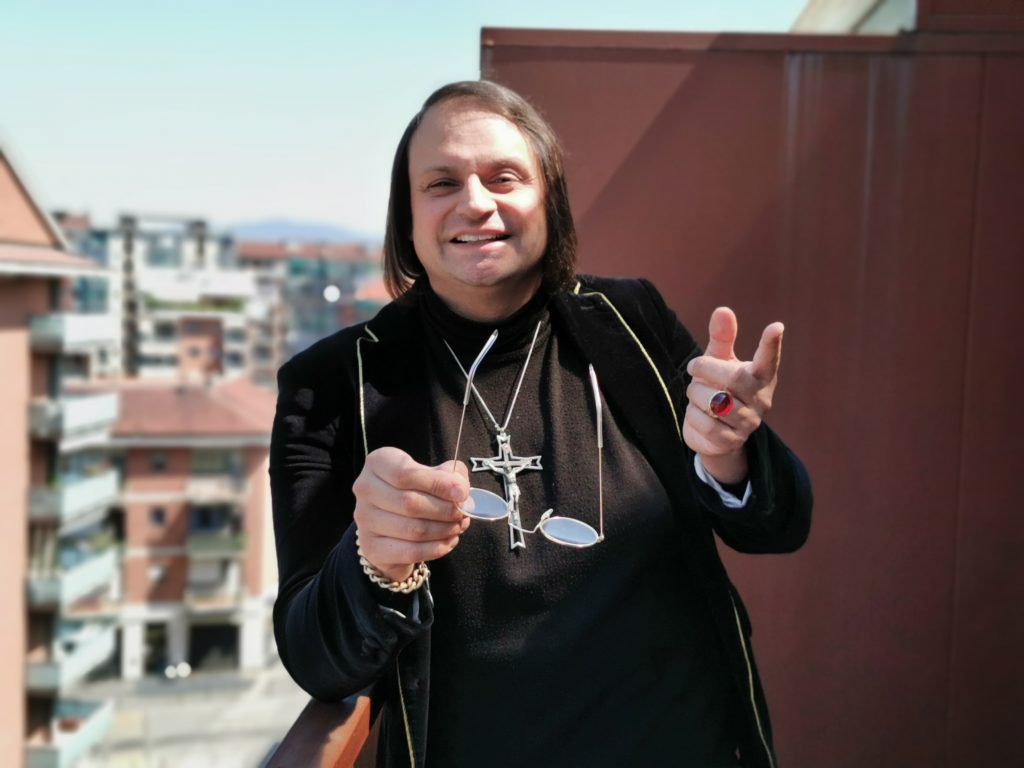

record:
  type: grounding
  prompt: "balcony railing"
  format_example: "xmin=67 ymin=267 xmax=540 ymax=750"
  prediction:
xmin=29 ymin=313 xmax=119 ymax=352
xmin=27 ymin=547 xmax=118 ymax=608
xmin=29 ymin=393 xmax=119 ymax=441
xmin=268 ymin=691 xmax=376 ymax=768
xmin=26 ymin=624 xmax=117 ymax=692
xmin=29 ymin=469 xmax=120 ymax=525
xmin=185 ymin=474 xmax=246 ymax=503
xmin=26 ymin=698 xmax=114 ymax=768
xmin=183 ymin=582 xmax=243 ymax=613
xmin=186 ymin=530 xmax=246 ymax=558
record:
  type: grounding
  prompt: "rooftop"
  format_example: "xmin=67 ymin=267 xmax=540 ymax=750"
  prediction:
xmin=235 ymin=240 xmax=377 ymax=263
xmin=0 ymin=242 xmax=102 ymax=278
xmin=98 ymin=378 xmax=275 ymax=442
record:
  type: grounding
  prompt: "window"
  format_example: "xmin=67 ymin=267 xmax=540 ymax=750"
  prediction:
xmin=150 ymin=507 xmax=166 ymax=526
xmin=190 ymin=449 xmax=238 ymax=475
xmin=150 ymin=452 xmax=168 ymax=472
xmin=147 ymin=564 xmax=167 ymax=583
xmin=154 ymin=322 xmax=177 ymax=341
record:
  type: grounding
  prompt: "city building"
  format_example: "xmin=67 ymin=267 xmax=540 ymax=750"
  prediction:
xmin=234 ymin=239 xmax=385 ymax=386
xmin=53 ymin=213 xmax=257 ymax=383
xmin=2 ymin=148 xmax=120 ymax=768
xmin=55 ymin=216 xmax=388 ymax=391
xmin=107 ymin=378 xmax=277 ymax=679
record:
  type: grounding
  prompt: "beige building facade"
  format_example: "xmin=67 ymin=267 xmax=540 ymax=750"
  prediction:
xmin=2 ymin=148 xmax=120 ymax=768
xmin=109 ymin=379 xmax=277 ymax=680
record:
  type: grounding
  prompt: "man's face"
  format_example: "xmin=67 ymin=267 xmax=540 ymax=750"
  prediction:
xmin=407 ymin=98 xmax=548 ymax=319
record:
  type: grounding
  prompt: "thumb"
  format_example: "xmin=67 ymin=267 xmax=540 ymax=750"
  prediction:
xmin=705 ymin=306 xmax=738 ymax=360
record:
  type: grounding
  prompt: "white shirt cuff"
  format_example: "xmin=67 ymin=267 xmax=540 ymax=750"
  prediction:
xmin=693 ymin=454 xmax=752 ymax=509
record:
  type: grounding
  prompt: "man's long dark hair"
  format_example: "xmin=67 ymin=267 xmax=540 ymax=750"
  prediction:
xmin=382 ymin=80 xmax=577 ymax=298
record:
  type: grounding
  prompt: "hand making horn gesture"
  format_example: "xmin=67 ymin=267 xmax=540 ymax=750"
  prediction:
xmin=683 ymin=307 xmax=784 ymax=484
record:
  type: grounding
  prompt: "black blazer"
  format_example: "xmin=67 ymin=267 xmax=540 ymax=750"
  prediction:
xmin=270 ymin=275 xmax=812 ymax=768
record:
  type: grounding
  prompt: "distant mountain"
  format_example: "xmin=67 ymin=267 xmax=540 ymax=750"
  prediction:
xmin=229 ymin=219 xmax=379 ymax=243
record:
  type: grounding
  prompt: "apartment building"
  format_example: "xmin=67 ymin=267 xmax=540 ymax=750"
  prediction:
xmin=108 ymin=378 xmax=277 ymax=679
xmin=54 ymin=214 xmax=258 ymax=383
xmin=2 ymin=149 xmax=120 ymax=768
xmin=234 ymin=239 xmax=384 ymax=384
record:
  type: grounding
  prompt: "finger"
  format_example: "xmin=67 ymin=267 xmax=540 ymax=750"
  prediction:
xmin=685 ymin=385 xmax=762 ymax=439
xmin=683 ymin=404 xmax=747 ymax=455
xmin=705 ymin=306 xmax=738 ymax=361
xmin=357 ymin=473 xmax=467 ymax=523
xmin=751 ymin=322 xmax=784 ymax=383
xmin=437 ymin=459 xmax=470 ymax=482
xmin=687 ymin=380 xmax=741 ymax=424
xmin=359 ymin=531 xmax=462 ymax=567
xmin=368 ymin=447 xmax=468 ymax=503
xmin=360 ymin=507 xmax=468 ymax=543
xmin=687 ymin=355 xmax=747 ymax=389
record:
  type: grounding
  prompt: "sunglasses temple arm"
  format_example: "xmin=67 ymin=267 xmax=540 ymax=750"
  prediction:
xmin=588 ymin=365 xmax=605 ymax=542
xmin=450 ymin=403 xmax=468 ymax=474
xmin=450 ymin=330 xmax=499 ymax=473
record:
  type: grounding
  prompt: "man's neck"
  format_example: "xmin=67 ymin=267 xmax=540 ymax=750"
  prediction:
xmin=429 ymin=275 xmax=543 ymax=323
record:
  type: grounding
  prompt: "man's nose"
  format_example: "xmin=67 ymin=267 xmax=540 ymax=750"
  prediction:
xmin=456 ymin=176 xmax=497 ymax=217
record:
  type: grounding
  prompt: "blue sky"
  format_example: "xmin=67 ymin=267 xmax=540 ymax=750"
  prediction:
xmin=1 ymin=1 xmax=805 ymax=236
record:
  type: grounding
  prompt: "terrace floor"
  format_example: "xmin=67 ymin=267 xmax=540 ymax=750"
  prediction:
xmin=77 ymin=660 xmax=309 ymax=768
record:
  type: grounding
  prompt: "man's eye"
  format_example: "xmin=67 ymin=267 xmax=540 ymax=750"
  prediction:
xmin=427 ymin=179 xmax=456 ymax=190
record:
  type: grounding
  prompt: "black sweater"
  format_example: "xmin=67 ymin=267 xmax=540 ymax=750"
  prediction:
xmin=417 ymin=284 xmax=742 ymax=766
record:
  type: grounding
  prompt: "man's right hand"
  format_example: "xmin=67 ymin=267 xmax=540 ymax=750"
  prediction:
xmin=352 ymin=447 xmax=472 ymax=582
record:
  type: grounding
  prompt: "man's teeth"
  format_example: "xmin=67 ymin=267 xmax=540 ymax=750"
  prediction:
xmin=453 ymin=234 xmax=507 ymax=243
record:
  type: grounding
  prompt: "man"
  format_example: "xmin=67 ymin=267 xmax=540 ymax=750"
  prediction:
xmin=271 ymin=81 xmax=811 ymax=767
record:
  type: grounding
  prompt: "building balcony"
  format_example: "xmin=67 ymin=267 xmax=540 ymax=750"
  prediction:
xmin=25 ymin=698 xmax=114 ymax=768
xmin=29 ymin=313 xmax=119 ymax=353
xmin=26 ymin=624 xmax=117 ymax=692
xmin=186 ymin=530 xmax=247 ymax=559
xmin=137 ymin=337 xmax=179 ymax=357
xmin=27 ymin=547 xmax=118 ymax=609
xmin=184 ymin=582 xmax=243 ymax=614
xmin=186 ymin=474 xmax=246 ymax=503
xmin=29 ymin=469 xmax=119 ymax=526
xmin=29 ymin=393 xmax=118 ymax=446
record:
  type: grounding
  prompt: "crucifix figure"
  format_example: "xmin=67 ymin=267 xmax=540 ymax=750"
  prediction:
xmin=471 ymin=430 xmax=542 ymax=550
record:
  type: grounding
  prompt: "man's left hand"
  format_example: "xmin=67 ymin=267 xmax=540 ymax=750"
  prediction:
xmin=683 ymin=306 xmax=784 ymax=484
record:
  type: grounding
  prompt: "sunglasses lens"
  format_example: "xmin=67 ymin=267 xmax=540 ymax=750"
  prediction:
xmin=465 ymin=488 xmax=509 ymax=521
xmin=538 ymin=516 xmax=600 ymax=547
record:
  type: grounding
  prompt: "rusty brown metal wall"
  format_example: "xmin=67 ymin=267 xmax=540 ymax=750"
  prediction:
xmin=482 ymin=29 xmax=1024 ymax=767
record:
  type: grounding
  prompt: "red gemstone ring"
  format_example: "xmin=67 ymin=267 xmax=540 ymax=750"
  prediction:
xmin=707 ymin=390 xmax=734 ymax=418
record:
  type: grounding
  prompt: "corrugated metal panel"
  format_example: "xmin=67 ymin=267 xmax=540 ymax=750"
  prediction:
xmin=947 ymin=55 xmax=1024 ymax=765
xmin=483 ymin=28 xmax=1024 ymax=767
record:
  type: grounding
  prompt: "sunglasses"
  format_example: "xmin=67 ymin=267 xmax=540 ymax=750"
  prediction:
xmin=449 ymin=330 xmax=605 ymax=548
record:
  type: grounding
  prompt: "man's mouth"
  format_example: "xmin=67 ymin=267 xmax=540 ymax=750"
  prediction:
xmin=450 ymin=233 xmax=511 ymax=244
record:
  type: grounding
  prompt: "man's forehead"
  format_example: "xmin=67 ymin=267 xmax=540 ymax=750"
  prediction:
xmin=410 ymin=100 xmax=537 ymax=169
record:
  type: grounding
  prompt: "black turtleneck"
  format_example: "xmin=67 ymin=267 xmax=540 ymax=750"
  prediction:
xmin=415 ymin=278 xmax=742 ymax=768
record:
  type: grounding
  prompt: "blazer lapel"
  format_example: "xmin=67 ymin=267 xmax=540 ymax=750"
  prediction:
xmin=356 ymin=296 xmax=434 ymax=464
xmin=551 ymin=287 xmax=701 ymax=526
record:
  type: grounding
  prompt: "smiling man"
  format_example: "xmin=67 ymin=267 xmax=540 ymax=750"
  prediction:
xmin=270 ymin=81 xmax=812 ymax=768
xmin=407 ymin=98 xmax=549 ymax=322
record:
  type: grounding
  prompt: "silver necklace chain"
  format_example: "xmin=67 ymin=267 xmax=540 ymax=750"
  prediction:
xmin=444 ymin=320 xmax=544 ymax=551
xmin=443 ymin=320 xmax=543 ymax=435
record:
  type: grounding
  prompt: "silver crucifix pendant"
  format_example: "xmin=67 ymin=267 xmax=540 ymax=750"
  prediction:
xmin=470 ymin=430 xmax=542 ymax=550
